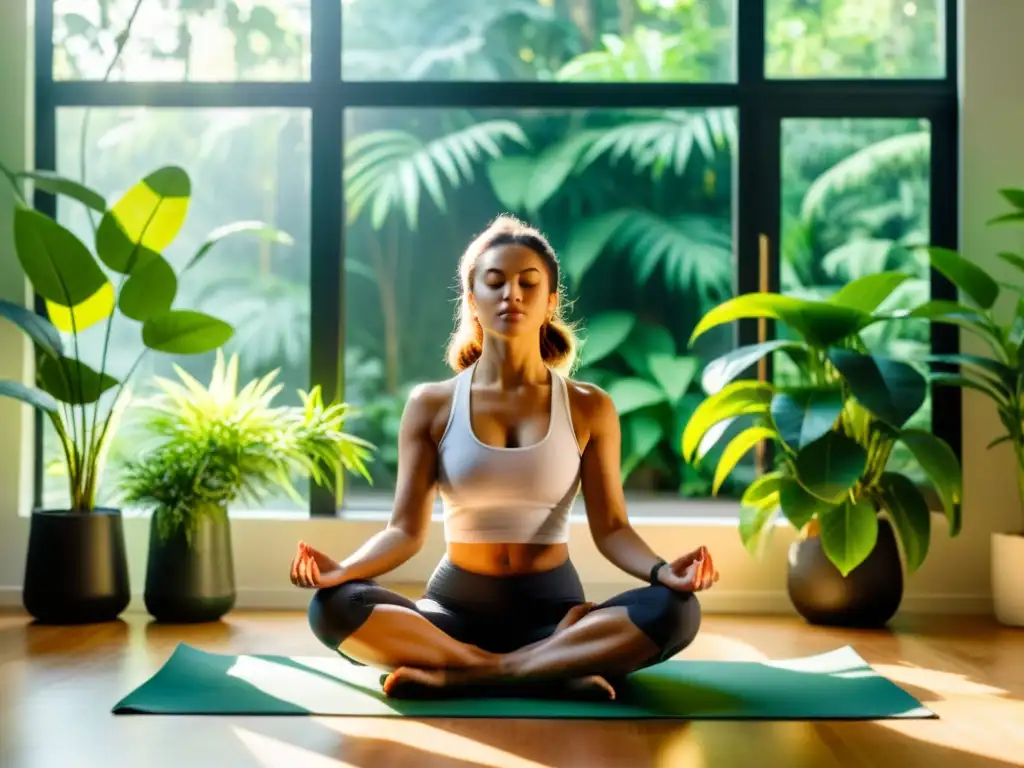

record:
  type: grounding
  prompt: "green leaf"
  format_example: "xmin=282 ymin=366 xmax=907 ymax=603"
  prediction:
xmin=0 ymin=379 xmax=60 ymax=412
xmin=681 ymin=381 xmax=773 ymax=462
xmin=622 ymin=415 xmax=664 ymax=478
xmin=38 ymin=356 xmax=119 ymax=405
xmin=580 ymin=311 xmax=636 ymax=367
xmin=898 ymin=428 xmax=962 ymax=536
xmin=904 ymin=300 xmax=1002 ymax=348
xmin=988 ymin=211 xmax=1024 ymax=225
xmin=485 ymin=156 xmax=535 ymax=212
xmin=524 ymin=131 xmax=596 ymax=214
xmin=119 ymin=254 xmax=177 ymax=322
xmin=619 ymin=323 xmax=675 ymax=378
xmin=997 ymin=251 xmax=1024 ymax=275
xmin=13 ymin=208 xmax=107 ymax=306
xmin=560 ymin=210 xmax=630 ymax=288
xmin=647 ymin=355 xmax=699 ymax=406
xmin=779 ymin=477 xmax=834 ymax=530
xmin=770 ymin=388 xmax=844 ymax=451
xmin=738 ymin=502 xmax=778 ymax=558
xmin=831 ymin=271 xmax=911 ymax=313
xmin=713 ymin=426 xmax=776 ymax=495
xmin=690 ymin=293 xmax=869 ymax=349
xmin=987 ymin=434 xmax=1013 ymax=450
xmin=45 ymin=282 xmax=114 ymax=334
xmin=741 ymin=471 xmax=785 ymax=510
xmin=879 ymin=472 xmax=931 ymax=573
xmin=184 ymin=221 xmax=294 ymax=273
xmin=606 ymin=377 xmax=667 ymax=416
xmin=0 ymin=299 xmax=63 ymax=358
xmin=923 ymin=246 xmax=999 ymax=310
xmin=925 ymin=353 xmax=1015 ymax=389
xmin=142 ymin=310 xmax=233 ymax=355
xmin=929 ymin=372 xmax=1009 ymax=405
xmin=998 ymin=188 xmax=1024 ymax=210
xmin=828 ymin=350 xmax=927 ymax=428
xmin=16 ymin=170 xmax=106 ymax=212
xmin=700 ymin=340 xmax=801 ymax=395
xmin=95 ymin=166 xmax=191 ymax=274
xmin=794 ymin=431 xmax=868 ymax=503
xmin=818 ymin=498 xmax=879 ymax=577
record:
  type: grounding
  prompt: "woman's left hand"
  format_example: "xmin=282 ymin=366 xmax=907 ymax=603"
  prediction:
xmin=657 ymin=545 xmax=720 ymax=593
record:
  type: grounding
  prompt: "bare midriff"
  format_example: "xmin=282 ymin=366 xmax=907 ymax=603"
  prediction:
xmin=446 ymin=541 xmax=570 ymax=576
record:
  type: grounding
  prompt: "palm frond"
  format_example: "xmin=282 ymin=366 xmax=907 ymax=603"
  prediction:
xmin=345 ymin=121 xmax=530 ymax=230
xmin=574 ymin=110 xmax=735 ymax=179
xmin=560 ymin=208 xmax=733 ymax=304
xmin=611 ymin=210 xmax=733 ymax=303
xmin=801 ymin=131 xmax=931 ymax=224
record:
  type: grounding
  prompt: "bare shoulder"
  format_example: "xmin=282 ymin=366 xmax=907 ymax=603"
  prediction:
xmin=404 ymin=376 xmax=459 ymax=443
xmin=563 ymin=377 xmax=619 ymax=443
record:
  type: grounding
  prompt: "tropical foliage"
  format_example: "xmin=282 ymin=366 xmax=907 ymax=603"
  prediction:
xmin=117 ymin=351 xmax=374 ymax=543
xmin=42 ymin=0 xmax=943 ymax=508
xmin=682 ymin=274 xmax=962 ymax=576
xmin=0 ymin=161 xmax=287 ymax=511
xmin=915 ymin=188 xmax=1024 ymax=531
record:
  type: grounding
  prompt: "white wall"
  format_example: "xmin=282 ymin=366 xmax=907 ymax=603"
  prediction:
xmin=1 ymin=0 xmax=1020 ymax=615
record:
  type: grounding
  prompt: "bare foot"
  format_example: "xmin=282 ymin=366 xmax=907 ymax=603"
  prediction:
xmin=381 ymin=666 xmax=449 ymax=698
xmin=381 ymin=665 xmax=616 ymax=701
xmin=564 ymin=675 xmax=616 ymax=700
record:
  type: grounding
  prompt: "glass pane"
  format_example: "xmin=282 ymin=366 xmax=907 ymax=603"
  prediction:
xmin=342 ymin=1 xmax=736 ymax=82
xmin=341 ymin=107 xmax=741 ymax=510
xmin=767 ymin=0 xmax=945 ymax=78
xmin=43 ymin=108 xmax=311 ymax=512
xmin=779 ymin=117 xmax=932 ymax=479
xmin=54 ymin=0 xmax=310 ymax=81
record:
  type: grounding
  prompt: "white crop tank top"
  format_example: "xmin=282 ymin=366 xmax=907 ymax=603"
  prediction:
xmin=436 ymin=363 xmax=582 ymax=545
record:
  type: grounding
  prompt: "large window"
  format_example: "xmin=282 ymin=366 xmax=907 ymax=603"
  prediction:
xmin=32 ymin=1 xmax=958 ymax=517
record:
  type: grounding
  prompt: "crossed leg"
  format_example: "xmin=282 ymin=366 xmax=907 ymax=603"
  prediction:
xmin=308 ymin=580 xmax=701 ymax=698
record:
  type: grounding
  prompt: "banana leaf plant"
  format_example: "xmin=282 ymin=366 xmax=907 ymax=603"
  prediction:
xmin=0 ymin=163 xmax=291 ymax=512
xmin=910 ymin=187 xmax=1024 ymax=532
xmin=680 ymin=271 xmax=963 ymax=576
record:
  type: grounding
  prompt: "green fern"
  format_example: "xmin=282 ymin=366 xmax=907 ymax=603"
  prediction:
xmin=560 ymin=208 xmax=732 ymax=303
xmin=801 ymin=131 xmax=930 ymax=224
xmin=575 ymin=109 xmax=735 ymax=179
xmin=345 ymin=121 xmax=530 ymax=230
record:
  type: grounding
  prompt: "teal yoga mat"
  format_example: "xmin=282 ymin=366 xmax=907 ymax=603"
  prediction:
xmin=112 ymin=643 xmax=934 ymax=720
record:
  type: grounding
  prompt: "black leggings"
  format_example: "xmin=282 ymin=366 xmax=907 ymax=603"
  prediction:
xmin=308 ymin=557 xmax=701 ymax=669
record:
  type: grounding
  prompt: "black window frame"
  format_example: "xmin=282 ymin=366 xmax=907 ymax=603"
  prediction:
xmin=31 ymin=1 xmax=960 ymax=516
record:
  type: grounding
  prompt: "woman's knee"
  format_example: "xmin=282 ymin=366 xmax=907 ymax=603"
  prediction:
xmin=306 ymin=580 xmax=378 ymax=651
xmin=626 ymin=586 xmax=702 ymax=661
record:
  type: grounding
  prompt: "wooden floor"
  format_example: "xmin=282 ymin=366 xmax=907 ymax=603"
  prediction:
xmin=1 ymin=605 xmax=1023 ymax=768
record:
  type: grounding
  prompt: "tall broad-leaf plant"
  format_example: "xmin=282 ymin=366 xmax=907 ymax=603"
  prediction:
xmin=0 ymin=163 xmax=287 ymax=512
xmin=911 ymin=187 xmax=1024 ymax=533
xmin=681 ymin=271 xmax=963 ymax=576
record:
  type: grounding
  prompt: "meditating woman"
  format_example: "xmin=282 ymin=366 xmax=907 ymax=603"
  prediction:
xmin=289 ymin=215 xmax=719 ymax=698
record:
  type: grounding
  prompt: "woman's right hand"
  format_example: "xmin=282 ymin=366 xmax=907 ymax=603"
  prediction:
xmin=290 ymin=541 xmax=348 ymax=588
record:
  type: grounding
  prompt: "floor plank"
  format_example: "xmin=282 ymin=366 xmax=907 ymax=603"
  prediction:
xmin=1 ymin=606 xmax=1022 ymax=768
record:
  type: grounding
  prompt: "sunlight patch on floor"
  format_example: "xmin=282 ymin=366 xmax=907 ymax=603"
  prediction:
xmin=224 ymin=654 xmax=397 ymax=715
xmin=685 ymin=633 xmax=770 ymax=662
xmin=233 ymin=726 xmax=358 ymax=768
xmin=871 ymin=663 xmax=1008 ymax=698
xmin=320 ymin=719 xmax=557 ymax=768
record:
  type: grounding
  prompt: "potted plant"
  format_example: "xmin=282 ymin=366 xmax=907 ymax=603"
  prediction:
xmin=116 ymin=350 xmax=375 ymax=623
xmin=910 ymin=188 xmax=1024 ymax=626
xmin=681 ymin=271 xmax=963 ymax=627
xmin=0 ymin=163 xmax=287 ymax=624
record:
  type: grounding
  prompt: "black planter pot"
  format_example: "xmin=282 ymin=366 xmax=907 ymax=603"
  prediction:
xmin=144 ymin=505 xmax=236 ymax=623
xmin=787 ymin=518 xmax=904 ymax=628
xmin=22 ymin=508 xmax=131 ymax=624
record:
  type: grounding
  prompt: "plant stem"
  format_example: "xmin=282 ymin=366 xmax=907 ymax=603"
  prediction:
xmin=78 ymin=0 xmax=145 ymax=236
